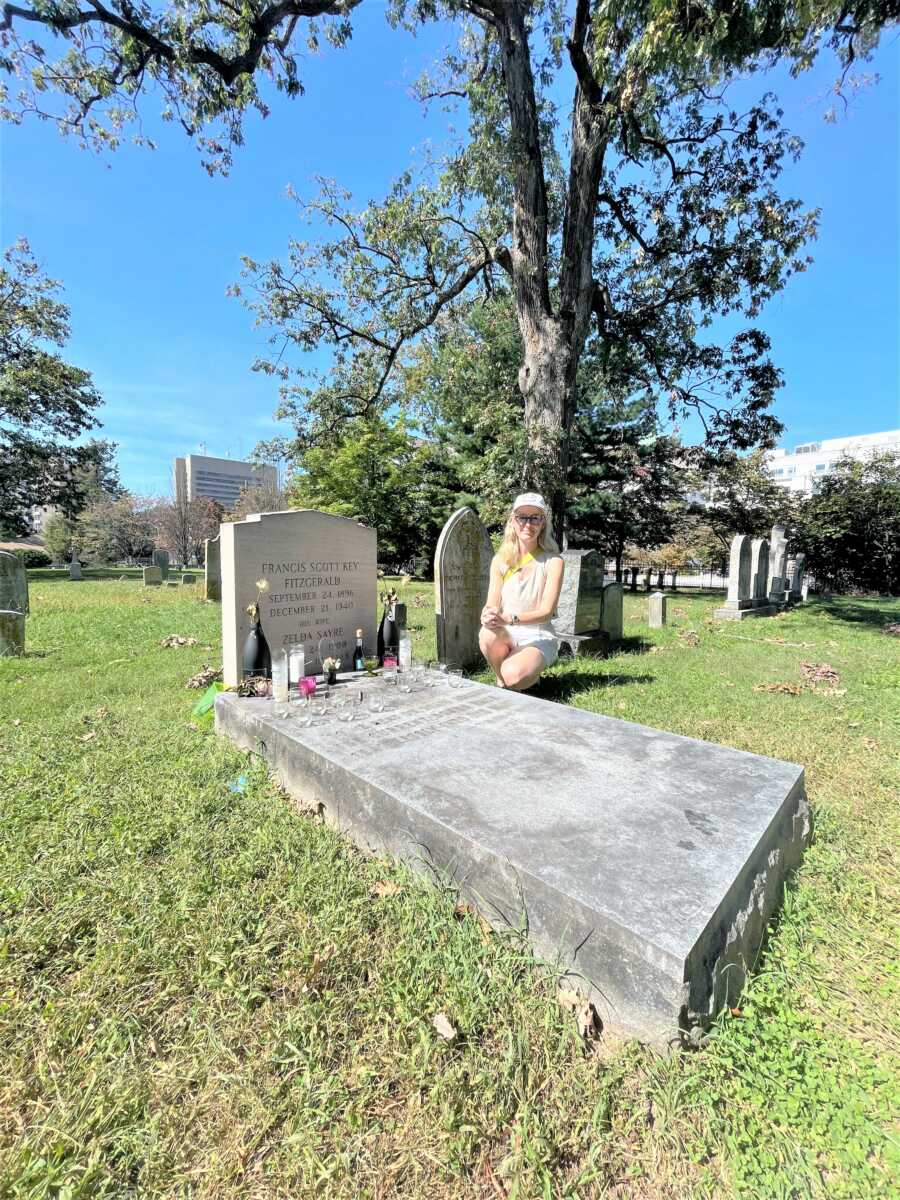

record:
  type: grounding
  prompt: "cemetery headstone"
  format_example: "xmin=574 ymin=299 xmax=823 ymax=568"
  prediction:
xmin=68 ymin=555 xmax=82 ymax=581
xmin=152 ymin=549 xmax=170 ymax=581
xmin=749 ymin=539 xmax=775 ymax=615
xmin=767 ymin=524 xmax=788 ymax=605
xmin=0 ymin=610 xmax=25 ymax=656
xmin=221 ymin=509 xmax=377 ymax=687
xmin=181 ymin=573 xmax=197 ymax=585
xmin=600 ymin=581 xmax=624 ymax=642
xmin=204 ymin=535 xmax=222 ymax=601
xmin=143 ymin=566 xmax=163 ymax=586
xmin=629 ymin=566 xmax=639 ymax=592
xmin=649 ymin=591 xmax=667 ymax=628
xmin=801 ymin=581 xmax=810 ymax=602
xmin=790 ymin=553 xmax=807 ymax=601
xmin=0 ymin=551 xmax=28 ymax=615
xmin=434 ymin=507 xmax=493 ymax=669
xmin=713 ymin=535 xmax=761 ymax=620
xmin=551 ymin=549 xmax=606 ymax=656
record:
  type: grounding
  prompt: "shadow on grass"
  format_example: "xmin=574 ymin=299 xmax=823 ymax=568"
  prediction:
xmin=811 ymin=597 xmax=900 ymax=630
xmin=27 ymin=570 xmax=145 ymax=585
xmin=531 ymin=669 xmax=655 ymax=702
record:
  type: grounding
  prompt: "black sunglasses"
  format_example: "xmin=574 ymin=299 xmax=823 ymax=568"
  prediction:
xmin=514 ymin=514 xmax=544 ymax=526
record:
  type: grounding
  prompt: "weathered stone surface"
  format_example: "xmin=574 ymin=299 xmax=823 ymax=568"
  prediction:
xmin=649 ymin=592 xmax=667 ymax=628
xmin=434 ymin=507 xmax=493 ymax=669
xmin=552 ymin=550 xmax=604 ymax=636
xmin=204 ymin=535 xmax=222 ymax=601
xmin=181 ymin=573 xmax=197 ymax=585
xmin=143 ymin=566 xmax=162 ymax=586
xmin=0 ymin=609 xmax=25 ymax=656
xmin=216 ymin=681 xmax=808 ymax=1042
xmin=600 ymin=582 xmax=623 ymax=641
xmin=0 ymin=551 xmax=28 ymax=614
xmin=790 ymin=553 xmax=807 ymax=600
xmin=221 ymin=509 xmax=377 ymax=687
xmin=746 ymin=539 xmax=776 ymax=617
xmin=153 ymin=549 xmax=170 ymax=580
xmin=68 ymin=558 xmax=83 ymax=581
xmin=768 ymin=524 xmax=788 ymax=604
xmin=714 ymin=535 xmax=760 ymax=620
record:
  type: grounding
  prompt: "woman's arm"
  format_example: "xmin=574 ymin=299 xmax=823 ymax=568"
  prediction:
xmin=501 ymin=556 xmax=565 ymax=625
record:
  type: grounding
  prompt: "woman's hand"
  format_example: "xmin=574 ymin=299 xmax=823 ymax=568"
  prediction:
xmin=481 ymin=605 xmax=504 ymax=629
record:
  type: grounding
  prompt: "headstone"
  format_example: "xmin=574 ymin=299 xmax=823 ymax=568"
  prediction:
xmin=714 ymin=535 xmax=763 ymax=621
xmin=629 ymin=566 xmax=639 ymax=593
xmin=801 ymin=581 xmax=810 ymax=602
xmin=221 ymin=509 xmax=377 ymax=687
xmin=143 ymin=566 xmax=163 ymax=586
xmin=181 ymin=573 xmax=197 ymax=585
xmin=552 ymin=550 xmax=604 ymax=635
xmin=216 ymin=679 xmax=809 ymax=1042
xmin=152 ymin=549 xmax=170 ymax=581
xmin=204 ymin=535 xmax=222 ymax=602
xmin=600 ymin=581 xmax=623 ymax=642
xmin=68 ymin=556 xmax=82 ymax=581
xmin=790 ymin=553 xmax=806 ymax=601
xmin=0 ymin=610 xmax=25 ymax=656
xmin=434 ymin=507 xmax=493 ymax=669
xmin=0 ymin=551 xmax=28 ymax=614
xmin=749 ymin=539 xmax=775 ymax=616
xmin=767 ymin=524 xmax=788 ymax=605
xmin=550 ymin=549 xmax=606 ymax=656
xmin=649 ymin=591 xmax=667 ymax=628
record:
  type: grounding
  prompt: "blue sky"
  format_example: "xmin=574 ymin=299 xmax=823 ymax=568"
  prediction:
xmin=2 ymin=10 xmax=897 ymax=496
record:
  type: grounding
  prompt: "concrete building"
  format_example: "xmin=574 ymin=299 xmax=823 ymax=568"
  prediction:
xmin=764 ymin=429 xmax=900 ymax=496
xmin=173 ymin=454 xmax=278 ymax=511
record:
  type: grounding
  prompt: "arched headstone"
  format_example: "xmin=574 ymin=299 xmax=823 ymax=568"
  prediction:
xmin=434 ymin=507 xmax=493 ymax=669
xmin=768 ymin=524 xmax=788 ymax=605
xmin=0 ymin=551 xmax=28 ymax=615
xmin=153 ymin=549 xmax=170 ymax=581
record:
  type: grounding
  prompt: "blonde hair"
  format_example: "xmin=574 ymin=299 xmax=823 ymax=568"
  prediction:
xmin=496 ymin=504 xmax=559 ymax=572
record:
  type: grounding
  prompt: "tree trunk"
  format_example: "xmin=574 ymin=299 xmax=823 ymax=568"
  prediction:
xmin=518 ymin=319 xmax=573 ymax=543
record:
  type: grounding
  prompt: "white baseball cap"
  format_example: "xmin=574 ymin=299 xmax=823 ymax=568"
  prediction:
xmin=512 ymin=492 xmax=549 ymax=515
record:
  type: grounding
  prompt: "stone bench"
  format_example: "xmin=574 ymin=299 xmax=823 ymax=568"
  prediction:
xmin=216 ymin=678 xmax=808 ymax=1043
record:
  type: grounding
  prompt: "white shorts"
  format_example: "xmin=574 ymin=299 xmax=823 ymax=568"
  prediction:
xmin=505 ymin=623 xmax=560 ymax=667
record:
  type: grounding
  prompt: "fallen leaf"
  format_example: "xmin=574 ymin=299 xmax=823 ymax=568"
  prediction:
xmin=372 ymin=881 xmax=403 ymax=898
xmin=820 ymin=688 xmax=847 ymax=698
xmin=753 ymin=682 xmax=804 ymax=695
xmin=185 ymin=722 xmax=200 ymax=732
xmin=13 ymin=718 xmax=22 ymax=727
xmin=432 ymin=1012 xmax=457 ymax=1041
xmin=185 ymin=665 xmax=223 ymax=690
xmin=730 ymin=1007 xmax=743 ymax=1018
xmin=558 ymin=986 xmax=601 ymax=1039
xmin=454 ymin=900 xmax=476 ymax=919
xmin=160 ymin=634 xmax=198 ymax=648
xmin=80 ymin=731 xmax=97 ymax=742
xmin=800 ymin=661 xmax=840 ymax=687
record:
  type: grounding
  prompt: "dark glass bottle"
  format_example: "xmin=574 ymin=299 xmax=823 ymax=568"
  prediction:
xmin=353 ymin=629 xmax=366 ymax=671
xmin=241 ymin=614 xmax=271 ymax=679
xmin=377 ymin=598 xmax=398 ymax=666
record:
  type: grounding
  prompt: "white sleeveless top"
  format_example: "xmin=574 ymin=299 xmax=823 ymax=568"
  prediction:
xmin=500 ymin=550 xmax=562 ymax=632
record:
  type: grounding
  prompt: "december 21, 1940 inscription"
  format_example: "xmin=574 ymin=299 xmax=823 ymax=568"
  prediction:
xmin=220 ymin=509 xmax=377 ymax=685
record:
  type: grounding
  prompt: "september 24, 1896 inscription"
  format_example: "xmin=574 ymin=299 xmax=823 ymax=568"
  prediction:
xmin=220 ymin=509 xmax=377 ymax=685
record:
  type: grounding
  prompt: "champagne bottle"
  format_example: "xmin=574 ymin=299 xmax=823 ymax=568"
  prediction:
xmin=353 ymin=628 xmax=366 ymax=671
xmin=377 ymin=590 xmax=399 ymax=666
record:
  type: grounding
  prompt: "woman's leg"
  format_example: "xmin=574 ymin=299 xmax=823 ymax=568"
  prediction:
xmin=499 ymin=645 xmax=547 ymax=692
xmin=479 ymin=626 xmax=514 ymax=683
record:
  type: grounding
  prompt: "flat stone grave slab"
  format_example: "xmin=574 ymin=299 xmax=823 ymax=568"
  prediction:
xmin=216 ymin=680 xmax=808 ymax=1043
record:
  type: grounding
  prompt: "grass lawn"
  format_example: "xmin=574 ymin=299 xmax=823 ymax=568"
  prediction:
xmin=1 ymin=578 xmax=897 ymax=1198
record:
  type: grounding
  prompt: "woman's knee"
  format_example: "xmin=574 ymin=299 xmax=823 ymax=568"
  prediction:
xmin=500 ymin=655 xmax=541 ymax=689
xmin=480 ymin=627 xmax=508 ymax=653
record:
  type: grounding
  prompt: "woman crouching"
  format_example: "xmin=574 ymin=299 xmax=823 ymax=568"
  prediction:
xmin=479 ymin=493 xmax=564 ymax=691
